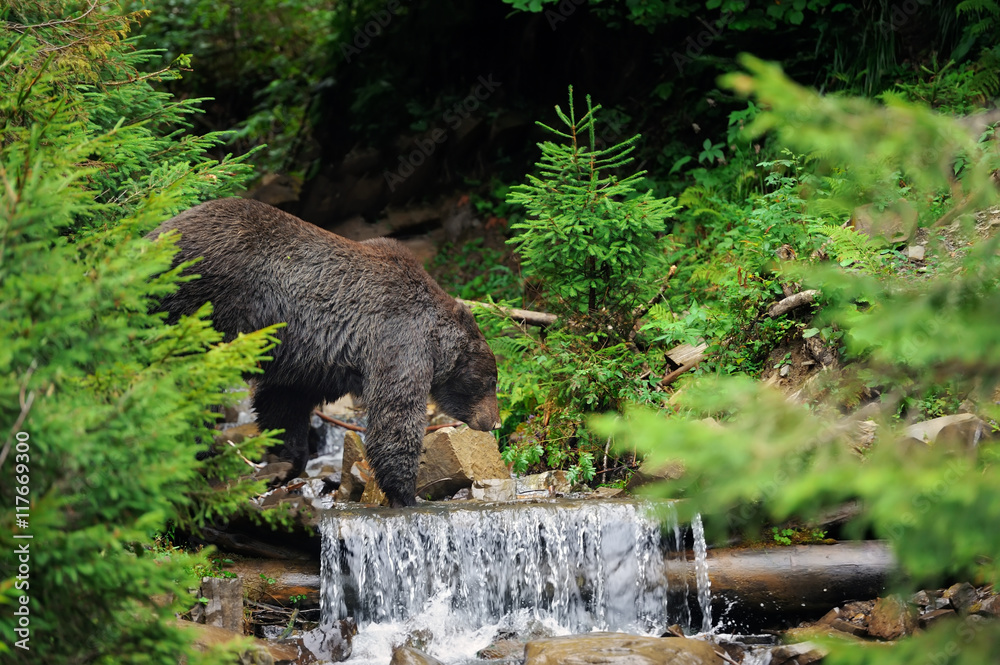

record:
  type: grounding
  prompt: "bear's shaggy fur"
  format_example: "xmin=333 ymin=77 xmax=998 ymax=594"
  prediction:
xmin=150 ymin=198 xmax=500 ymax=507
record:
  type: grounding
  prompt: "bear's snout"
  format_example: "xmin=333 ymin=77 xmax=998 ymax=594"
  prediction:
xmin=466 ymin=395 xmax=501 ymax=432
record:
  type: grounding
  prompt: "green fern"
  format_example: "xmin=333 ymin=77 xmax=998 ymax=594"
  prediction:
xmin=822 ymin=225 xmax=889 ymax=276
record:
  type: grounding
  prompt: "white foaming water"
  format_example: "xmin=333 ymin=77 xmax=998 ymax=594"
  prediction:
xmin=692 ymin=513 xmax=713 ymax=633
xmin=320 ymin=499 xmax=710 ymax=664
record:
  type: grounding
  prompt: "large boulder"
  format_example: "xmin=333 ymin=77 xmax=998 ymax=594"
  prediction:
xmin=416 ymin=427 xmax=509 ymax=500
xmin=523 ymin=633 xmax=724 ymax=665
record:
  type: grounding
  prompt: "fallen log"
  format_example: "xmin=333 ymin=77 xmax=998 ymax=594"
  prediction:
xmin=668 ymin=540 xmax=894 ymax=627
xmin=222 ymin=541 xmax=893 ymax=623
xmin=767 ymin=290 xmax=819 ymax=318
xmin=458 ymin=299 xmax=558 ymax=327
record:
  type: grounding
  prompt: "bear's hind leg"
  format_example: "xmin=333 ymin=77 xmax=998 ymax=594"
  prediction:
xmin=253 ymin=383 xmax=318 ymax=482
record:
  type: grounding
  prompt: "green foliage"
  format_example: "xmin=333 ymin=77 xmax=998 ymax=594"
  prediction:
xmin=595 ymin=57 xmax=1000 ymax=663
xmin=507 ymin=86 xmax=679 ymax=324
xmin=0 ymin=5 xmax=283 ymax=663
xmin=494 ymin=88 xmax=681 ymax=485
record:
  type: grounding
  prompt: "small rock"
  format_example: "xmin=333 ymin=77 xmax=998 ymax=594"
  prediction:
xmin=815 ymin=607 xmax=840 ymax=625
xmin=255 ymin=462 xmax=295 ymax=484
xmin=200 ymin=576 xmax=244 ymax=634
xmin=305 ymin=454 xmax=341 ymax=479
xmin=972 ymin=594 xmax=1000 ymax=616
xmin=902 ymin=414 xmax=988 ymax=450
xmin=215 ymin=422 xmax=261 ymax=446
xmin=919 ymin=608 xmax=957 ymax=628
xmin=589 ymin=486 xmax=626 ymax=499
xmin=360 ymin=476 xmax=387 ymax=506
xmin=477 ymin=639 xmax=524 ymax=660
xmin=944 ymin=582 xmax=978 ymax=613
xmin=852 ymin=200 xmax=917 ymax=245
xmin=390 ymin=646 xmax=445 ymax=665
xmin=910 ymin=590 xmax=935 ymax=607
xmin=906 ymin=244 xmax=926 ymax=261
xmin=523 ymin=633 xmax=724 ymax=665
xmin=867 ymin=595 xmax=917 ymax=640
xmin=516 ymin=471 xmax=572 ymax=495
xmin=335 ymin=432 xmax=368 ymax=502
xmin=451 ymin=487 xmax=471 ymax=500
xmin=770 ymin=641 xmax=826 ymax=665
xmin=471 ymin=478 xmax=517 ymax=502
xmin=830 ymin=619 xmax=868 ymax=637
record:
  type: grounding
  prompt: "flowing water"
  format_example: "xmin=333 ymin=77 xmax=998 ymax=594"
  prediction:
xmin=319 ymin=498 xmax=713 ymax=664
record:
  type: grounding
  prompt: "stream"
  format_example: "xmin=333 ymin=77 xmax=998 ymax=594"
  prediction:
xmin=318 ymin=498 xmax=714 ymax=664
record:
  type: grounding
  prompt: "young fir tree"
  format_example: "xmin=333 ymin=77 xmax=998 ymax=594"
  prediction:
xmin=506 ymin=87 xmax=679 ymax=342
xmin=1 ymin=3 xmax=282 ymax=663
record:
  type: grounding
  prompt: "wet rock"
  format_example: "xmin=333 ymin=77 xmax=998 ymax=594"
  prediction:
xmin=829 ymin=619 xmax=868 ymax=637
xmin=471 ymin=478 xmax=517 ymax=501
xmin=523 ymin=633 xmax=724 ymax=665
xmin=517 ymin=470 xmax=572 ymax=496
xmin=477 ymin=639 xmax=524 ymax=660
xmin=201 ymin=576 xmax=244 ymax=634
xmin=256 ymin=462 xmax=295 ymax=484
xmin=390 ymin=646 xmax=445 ymax=665
xmin=944 ymin=582 xmax=978 ymax=612
xmin=216 ymin=422 xmax=261 ymax=445
xmin=416 ymin=427 xmax=509 ymax=500
xmin=304 ymin=454 xmax=341 ymax=479
xmin=589 ymin=486 xmax=626 ymax=499
xmin=971 ymin=593 xmax=1000 ymax=616
xmin=360 ymin=476 xmax=388 ymax=505
xmin=919 ymin=608 xmax=957 ymax=628
xmin=770 ymin=641 xmax=826 ymax=665
xmin=282 ymin=619 xmax=354 ymax=663
xmin=335 ymin=432 xmax=368 ymax=502
xmin=867 ymin=596 xmax=916 ymax=640
xmin=902 ymin=414 xmax=988 ymax=449
xmin=910 ymin=589 xmax=937 ymax=607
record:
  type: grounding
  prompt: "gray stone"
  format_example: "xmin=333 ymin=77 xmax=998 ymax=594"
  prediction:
xmin=305 ymin=453 xmax=342 ymax=479
xmin=770 ymin=641 xmax=826 ymax=665
xmin=523 ymin=633 xmax=724 ymax=665
xmin=972 ymin=594 xmax=1000 ymax=616
xmin=944 ymin=582 xmax=978 ymax=612
xmin=471 ymin=478 xmax=517 ymax=502
xmin=902 ymin=414 xmax=987 ymax=449
xmin=298 ymin=618 xmax=356 ymax=663
xmin=852 ymin=200 xmax=917 ymax=245
xmin=416 ymin=427 xmax=509 ymax=500
xmin=200 ymin=576 xmax=245 ymax=634
xmin=517 ymin=471 xmax=572 ymax=496
xmin=906 ymin=244 xmax=926 ymax=261
xmin=919 ymin=608 xmax=957 ymax=628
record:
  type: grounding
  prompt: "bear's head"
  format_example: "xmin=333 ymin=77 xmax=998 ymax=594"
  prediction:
xmin=432 ymin=303 xmax=501 ymax=432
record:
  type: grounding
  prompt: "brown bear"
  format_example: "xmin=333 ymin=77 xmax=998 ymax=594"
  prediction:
xmin=149 ymin=198 xmax=500 ymax=507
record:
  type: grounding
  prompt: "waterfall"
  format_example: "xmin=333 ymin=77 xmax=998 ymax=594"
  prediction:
xmin=691 ymin=513 xmax=713 ymax=633
xmin=319 ymin=499 xmax=712 ymax=663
